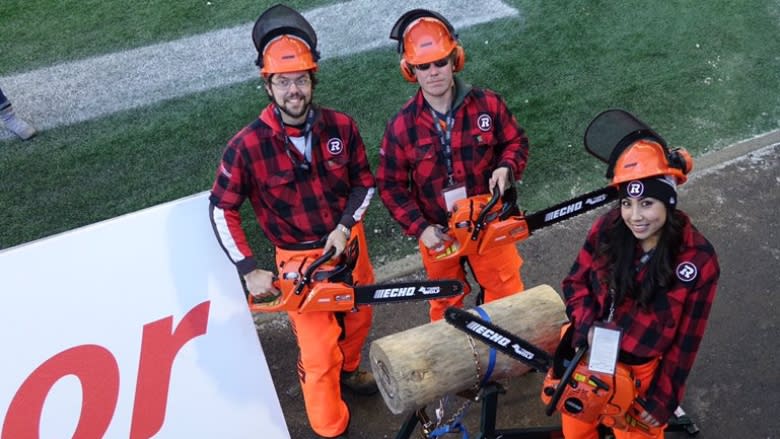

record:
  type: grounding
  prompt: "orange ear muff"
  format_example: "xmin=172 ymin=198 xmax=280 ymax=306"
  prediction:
xmin=400 ymin=59 xmax=417 ymax=83
xmin=452 ymin=45 xmax=466 ymax=72
xmin=669 ymin=147 xmax=694 ymax=175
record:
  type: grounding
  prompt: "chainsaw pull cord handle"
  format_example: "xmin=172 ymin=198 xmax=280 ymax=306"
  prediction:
xmin=293 ymin=246 xmax=337 ymax=295
xmin=545 ymin=344 xmax=589 ymax=416
xmin=471 ymin=185 xmax=501 ymax=241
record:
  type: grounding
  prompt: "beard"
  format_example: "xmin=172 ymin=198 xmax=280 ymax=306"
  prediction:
xmin=272 ymin=90 xmax=312 ymax=121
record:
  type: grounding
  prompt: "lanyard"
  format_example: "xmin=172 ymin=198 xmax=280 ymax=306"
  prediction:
xmin=274 ymin=106 xmax=316 ymax=171
xmin=430 ymin=108 xmax=455 ymax=186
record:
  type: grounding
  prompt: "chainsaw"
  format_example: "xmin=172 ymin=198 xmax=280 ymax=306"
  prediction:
xmin=428 ymin=184 xmax=618 ymax=260
xmin=444 ymin=307 xmax=663 ymax=437
xmin=248 ymin=239 xmax=464 ymax=313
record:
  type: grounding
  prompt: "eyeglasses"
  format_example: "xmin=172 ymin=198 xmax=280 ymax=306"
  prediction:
xmin=271 ymin=76 xmax=312 ymax=89
xmin=413 ymin=58 xmax=451 ymax=71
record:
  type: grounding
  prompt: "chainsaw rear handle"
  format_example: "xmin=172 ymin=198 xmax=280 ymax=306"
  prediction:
xmin=294 ymin=246 xmax=337 ymax=295
xmin=248 ymin=246 xmax=339 ymax=313
xmin=471 ymin=185 xmax=501 ymax=241
xmin=545 ymin=345 xmax=588 ymax=416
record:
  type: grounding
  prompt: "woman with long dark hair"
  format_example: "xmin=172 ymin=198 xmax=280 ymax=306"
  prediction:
xmin=561 ymin=124 xmax=719 ymax=438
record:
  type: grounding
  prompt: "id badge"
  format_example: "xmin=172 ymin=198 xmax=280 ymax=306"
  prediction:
xmin=587 ymin=323 xmax=621 ymax=375
xmin=443 ymin=183 xmax=467 ymax=212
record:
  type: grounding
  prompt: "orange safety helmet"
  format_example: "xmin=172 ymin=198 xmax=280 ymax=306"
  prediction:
xmin=252 ymin=4 xmax=319 ymax=76
xmin=584 ymin=109 xmax=693 ymax=186
xmin=390 ymin=9 xmax=465 ymax=82
xmin=611 ymin=139 xmax=693 ymax=186
xmin=260 ymin=34 xmax=318 ymax=76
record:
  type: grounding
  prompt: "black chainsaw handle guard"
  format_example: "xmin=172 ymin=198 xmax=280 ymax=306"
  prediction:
xmin=294 ymin=246 xmax=337 ymax=295
xmin=471 ymin=185 xmax=502 ymax=241
xmin=545 ymin=345 xmax=588 ymax=416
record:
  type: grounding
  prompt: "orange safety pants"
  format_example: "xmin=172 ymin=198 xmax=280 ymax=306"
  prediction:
xmin=560 ymin=357 xmax=665 ymax=439
xmin=419 ymin=240 xmax=524 ymax=321
xmin=277 ymin=222 xmax=374 ymax=438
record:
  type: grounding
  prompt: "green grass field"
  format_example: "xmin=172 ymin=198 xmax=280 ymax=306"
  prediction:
xmin=1 ymin=0 xmax=778 ymax=270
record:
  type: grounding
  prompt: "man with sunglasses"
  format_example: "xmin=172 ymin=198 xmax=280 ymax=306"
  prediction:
xmin=377 ymin=9 xmax=530 ymax=322
xmin=208 ymin=5 xmax=377 ymax=439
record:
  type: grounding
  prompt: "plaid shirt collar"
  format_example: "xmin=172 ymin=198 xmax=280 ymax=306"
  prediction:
xmin=258 ymin=103 xmax=322 ymax=136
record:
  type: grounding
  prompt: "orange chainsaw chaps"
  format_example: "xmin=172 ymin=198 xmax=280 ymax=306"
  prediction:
xmin=477 ymin=215 xmax=530 ymax=254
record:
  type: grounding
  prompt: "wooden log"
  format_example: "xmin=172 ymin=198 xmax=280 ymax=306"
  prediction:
xmin=369 ymin=284 xmax=568 ymax=415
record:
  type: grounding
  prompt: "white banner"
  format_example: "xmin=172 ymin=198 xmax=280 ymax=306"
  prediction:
xmin=0 ymin=192 xmax=289 ymax=439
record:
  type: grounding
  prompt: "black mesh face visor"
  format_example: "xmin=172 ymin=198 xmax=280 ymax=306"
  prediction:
xmin=583 ymin=109 xmax=667 ymax=179
xmin=252 ymin=4 xmax=319 ymax=67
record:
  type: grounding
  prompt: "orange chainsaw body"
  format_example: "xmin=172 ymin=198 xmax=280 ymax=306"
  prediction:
xmin=428 ymin=193 xmax=528 ymax=261
xmin=247 ymin=247 xmax=358 ymax=314
xmin=477 ymin=214 xmax=530 ymax=253
xmin=541 ymin=361 xmax=661 ymax=437
xmin=248 ymin=279 xmax=357 ymax=314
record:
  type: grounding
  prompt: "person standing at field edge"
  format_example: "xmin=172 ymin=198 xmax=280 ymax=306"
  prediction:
xmin=208 ymin=5 xmax=378 ymax=438
xmin=377 ymin=9 xmax=530 ymax=321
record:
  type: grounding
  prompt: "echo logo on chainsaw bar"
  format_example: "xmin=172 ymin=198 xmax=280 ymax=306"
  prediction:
xmin=544 ymin=201 xmax=583 ymax=222
xmin=373 ymin=287 xmax=415 ymax=299
xmin=466 ymin=321 xmax=511 ymax=347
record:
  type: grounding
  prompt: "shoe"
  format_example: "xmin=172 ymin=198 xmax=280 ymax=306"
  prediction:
xmin=2 ymin=113 xmax=37 ymax=140
xmin=340 ymin=369 xmax=378 ymax=396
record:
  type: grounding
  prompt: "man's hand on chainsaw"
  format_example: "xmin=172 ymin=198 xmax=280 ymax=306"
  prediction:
xmin=244 ymin=268 xmax=281 ymax=303
xmin=323 ymin=225 xmax=350 ymax=258
xmin=420 ymin=224 xmax=452 ymax=251
xmin=489 ymin=166 xmax=512 ymax=195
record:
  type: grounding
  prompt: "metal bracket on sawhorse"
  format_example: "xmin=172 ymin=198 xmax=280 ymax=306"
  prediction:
xmin=395 ymin=382 xmax=700 ymax=439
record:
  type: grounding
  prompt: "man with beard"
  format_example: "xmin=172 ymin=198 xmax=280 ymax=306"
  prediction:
xmin=208 ymin=5 xmax=377 ymax=438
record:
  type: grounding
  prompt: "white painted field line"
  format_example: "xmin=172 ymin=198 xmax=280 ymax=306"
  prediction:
xmin=0 ymin=0 xmax=518 ymax=139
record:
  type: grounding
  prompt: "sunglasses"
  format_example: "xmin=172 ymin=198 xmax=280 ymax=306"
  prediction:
xmin=413 ymin=58 xmax=450 ymax=71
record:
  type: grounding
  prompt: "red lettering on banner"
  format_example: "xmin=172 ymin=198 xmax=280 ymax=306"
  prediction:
xmin=129 ymin=300 xmax=211 ymax=439
xmin=2 ymin=345 xmax=120 ymax=439
xmin=1 ymin=301 xmax=211 ymax=439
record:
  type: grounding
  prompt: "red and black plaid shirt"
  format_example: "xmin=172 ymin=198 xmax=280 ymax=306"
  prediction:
xmin=377 ymin=79 xmax=529 ymax=238
xmin=209 ymin=104 xmax=375 ymax=275
xmin=562 ymin=209 xmax=719 ymax=422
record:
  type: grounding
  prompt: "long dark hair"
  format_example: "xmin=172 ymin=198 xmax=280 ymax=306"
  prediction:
xmin=597 ymin=206 xmax=685 ymax=308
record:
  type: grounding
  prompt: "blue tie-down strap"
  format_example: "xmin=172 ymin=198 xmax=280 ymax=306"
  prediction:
xmin=428 ymin=412 xmax=469 ymax=439
xmin=474 ymin=306 xmax=497 ymax=386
